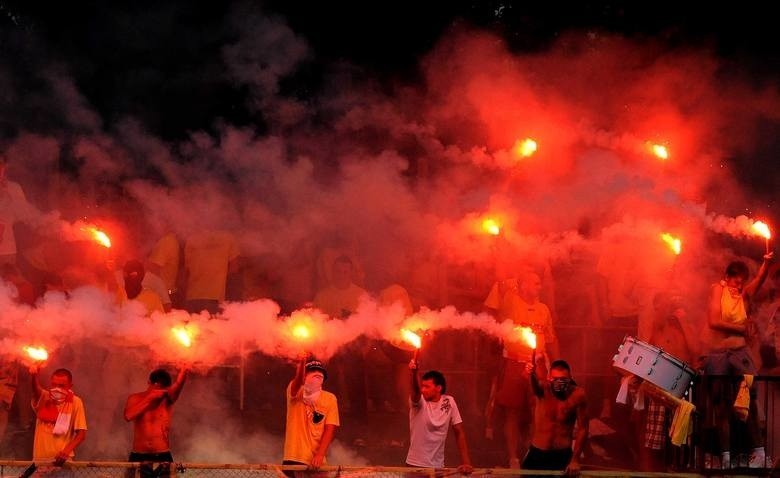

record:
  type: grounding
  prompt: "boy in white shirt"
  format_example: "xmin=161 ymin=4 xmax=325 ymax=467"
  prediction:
xmin=405 ymin=360 xmax=473 ymax=473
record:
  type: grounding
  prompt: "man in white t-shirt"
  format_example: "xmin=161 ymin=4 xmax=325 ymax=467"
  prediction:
xmin=406 ymin=360 xmax=473 ymax=473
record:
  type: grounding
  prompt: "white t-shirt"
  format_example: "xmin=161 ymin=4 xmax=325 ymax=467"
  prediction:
xmin=0 ymin=180 xmax=33 ymax=256
xmin=406 ymin=394 xmax=463 ymax=468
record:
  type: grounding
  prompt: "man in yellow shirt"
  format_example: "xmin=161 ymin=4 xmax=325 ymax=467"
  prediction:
xmin=30 ymin=367 xmax=87 ymax=467
xmin=283 ymin=357 xmax=339 ymax=472
xmin=148 ymin=232 xmax=180 ymax=297
xmin=183 ymin=230 xmax=240 ymax=314
xmin=313 ymin=256 xmax=368 ymax=318
xmin=486 ymin=272 xmax=559 ymax=468
xmin=116 ymin=260 xmax=165 ymax=316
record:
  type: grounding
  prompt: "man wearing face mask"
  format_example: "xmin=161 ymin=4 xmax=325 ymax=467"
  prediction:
xmin=405 ymin=360 xmax=473 ymax=473
xmin=30 ymin=366 xmax=87 ymax=468
xmin=283 ymin=357 xmax=340 ymax=471
xmin=524 ymin=356 xmax=587 ymax=474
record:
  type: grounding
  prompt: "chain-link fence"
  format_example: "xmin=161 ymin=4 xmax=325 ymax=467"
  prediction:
xmin=0 ymin=462 xmax=702 ymax=477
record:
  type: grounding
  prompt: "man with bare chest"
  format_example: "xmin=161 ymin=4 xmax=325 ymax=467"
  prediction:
xmin=524 ymin=358 xmax=588 ymax=474
xmin=124 ymin=368 xmax=188 ymax=477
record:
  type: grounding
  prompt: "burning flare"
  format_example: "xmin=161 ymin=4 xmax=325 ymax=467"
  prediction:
xmin=661 ymin=233 xmax=682 ymax=255
xmin=517 ymin=327 xmax=537 ymax=349
xmin=651 ymin=143 xmax=669 ymax=160
xmin=24 ymin=346 xmax=49 ymax=362
xmin=81 ymin=226 xmax=112 ymax=248
xmin=482 ymin=218 xmax=501 ymax=236
xmin=752 ymin=221 xmax=772 ymax=240
xmin=292 ymin=324 xmax=311 ymax=340
xmin=401 ymin=329 xmax=422 ymax=349
xmin=171 ymin=327 xmax=193 ymax=348
xmin=513 ymin=138 xmax=538 ymax=158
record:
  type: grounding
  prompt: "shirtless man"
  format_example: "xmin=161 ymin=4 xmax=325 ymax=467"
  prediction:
xmin=124 ymin=368 xmax=188 ymax=477
xmin=524 ymin=357 xmax=588 ymax=475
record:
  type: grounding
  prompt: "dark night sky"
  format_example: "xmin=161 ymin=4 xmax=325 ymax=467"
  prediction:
xmin=3 ymin=2 xmax=778 ymax=132
xmin=1 ymin=1 xmax=778 ymax=198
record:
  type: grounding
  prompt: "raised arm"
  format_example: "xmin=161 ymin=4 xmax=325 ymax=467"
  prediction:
xmin=743 ymin=253 xmax=774 ymax=299
xmin=290 ymin=354 xmax=307 ymax=398
xmin=30 ymin=366 xmax=43 ymax=402
xmin=124 ymin=390 xmax=167 ymax=422
xmin=529 ymin=352 xmax=547 ymax=398
xmin=409 ymin=359 xmax=421 ymax=403
xmin=708 ymin=284 xmax=746 ymax=334
xmin=166 ymin=367 xmax=189 ymax=403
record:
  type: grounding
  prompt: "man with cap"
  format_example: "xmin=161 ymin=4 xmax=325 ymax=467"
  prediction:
xmin=283 ymin=355 xmax=340 ymax=471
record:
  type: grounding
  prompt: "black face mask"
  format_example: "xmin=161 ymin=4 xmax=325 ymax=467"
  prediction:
xmin=551 ymin=378 xmax=571 ymax=399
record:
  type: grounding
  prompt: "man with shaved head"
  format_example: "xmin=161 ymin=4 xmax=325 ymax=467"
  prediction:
xmin=486 ymin=270 xmax=560 ymax=468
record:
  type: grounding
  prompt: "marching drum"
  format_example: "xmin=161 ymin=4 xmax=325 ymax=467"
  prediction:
xmin=612 ymin=336 xmax=696 ymax=398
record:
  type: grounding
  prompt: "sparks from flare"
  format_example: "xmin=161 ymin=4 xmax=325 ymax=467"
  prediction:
xmin=482 ymin=218 xmax=501 ymax=236
xmin=171 ymin=327 xmax=193 ymax=348
xmin=660 ymin=233 xmax=682 ymax=255
xmin=81 ymin=226 xmax=112 ymax=248
xmin=512 ymin=138 xmax=538 ymax=158
xmin=517 ymin=327 xmax=537 ymax=349
xmin=24 ymin=346 xmax=49 ymax=362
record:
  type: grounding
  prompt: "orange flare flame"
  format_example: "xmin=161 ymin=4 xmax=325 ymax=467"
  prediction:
xmin=24 ymin=346 xmax=49 ymax=361
xmin=517 ymin=327 xmax=537 ymax=349
xmin=171 ymin=327 xmax=192 ymax=348
xmin=482 ymin=218 xmax=501 ymax=236
xmin=513 ymin=138 xmax=538 ymax=158
xmin=401 ymin=329 xmax=422 ymax=349
xmin=753 ymin=221 xmax=772 ymax=240
xmin=651 ymin=144 xmax=669 ymax=160
xmin=661 ymin=233 xmax=682 ymax=255
xmin=81 ymin=226 xmax=112 ymax=248
xmin=292 ymin=324 xmax=311 ymax=340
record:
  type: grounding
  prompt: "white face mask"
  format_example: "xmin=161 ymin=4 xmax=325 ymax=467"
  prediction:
xmin=304 ymin=374 xmax=324 ymax=394
xmin=50 ymin=387 xmax=69 ymax=403
xmin=302 ymin=374 xmax=324 ymax=405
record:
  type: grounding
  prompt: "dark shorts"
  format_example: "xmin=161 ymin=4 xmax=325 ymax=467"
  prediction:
xmin=705 ymin=347 xmax=757 ymax=375
xmin=495 ymin=358 xmax=533 ymax=422
xmin=522 ymin=446 xmax=573 ymax=471
xmin=129 ymin=451 xmax=173 ymax=478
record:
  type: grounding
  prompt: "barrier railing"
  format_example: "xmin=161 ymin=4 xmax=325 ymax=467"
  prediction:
xmin=0 ymin=461 xmax=706 ymax=477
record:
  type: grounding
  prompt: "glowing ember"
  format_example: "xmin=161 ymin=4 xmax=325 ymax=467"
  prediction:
xmin=513 ymin=138 xmax=538 ymax=158
xmin=24 ymin=346 xmax=49 ymax=362
xmin=171 ymin=327 xmax=192 ymax=348
xmin=292 ymin=324 xmax=311 ymax=340
xmin=81 ymin=226 xmax=112 ymax=248
xmin=517 ymin=327 xmax=537 ymax=349
xmin=401 ymin=329 xmax=422 ymax=349
xmin=752 ymin=221 xmax=772 ymax=240
xmin=482 ymin=218 xmax=501 ymax=236
xmin=651 ymin=144 xmax=669 ymax=160
xmin=661 ymin=233 xmax=682 ymax=255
